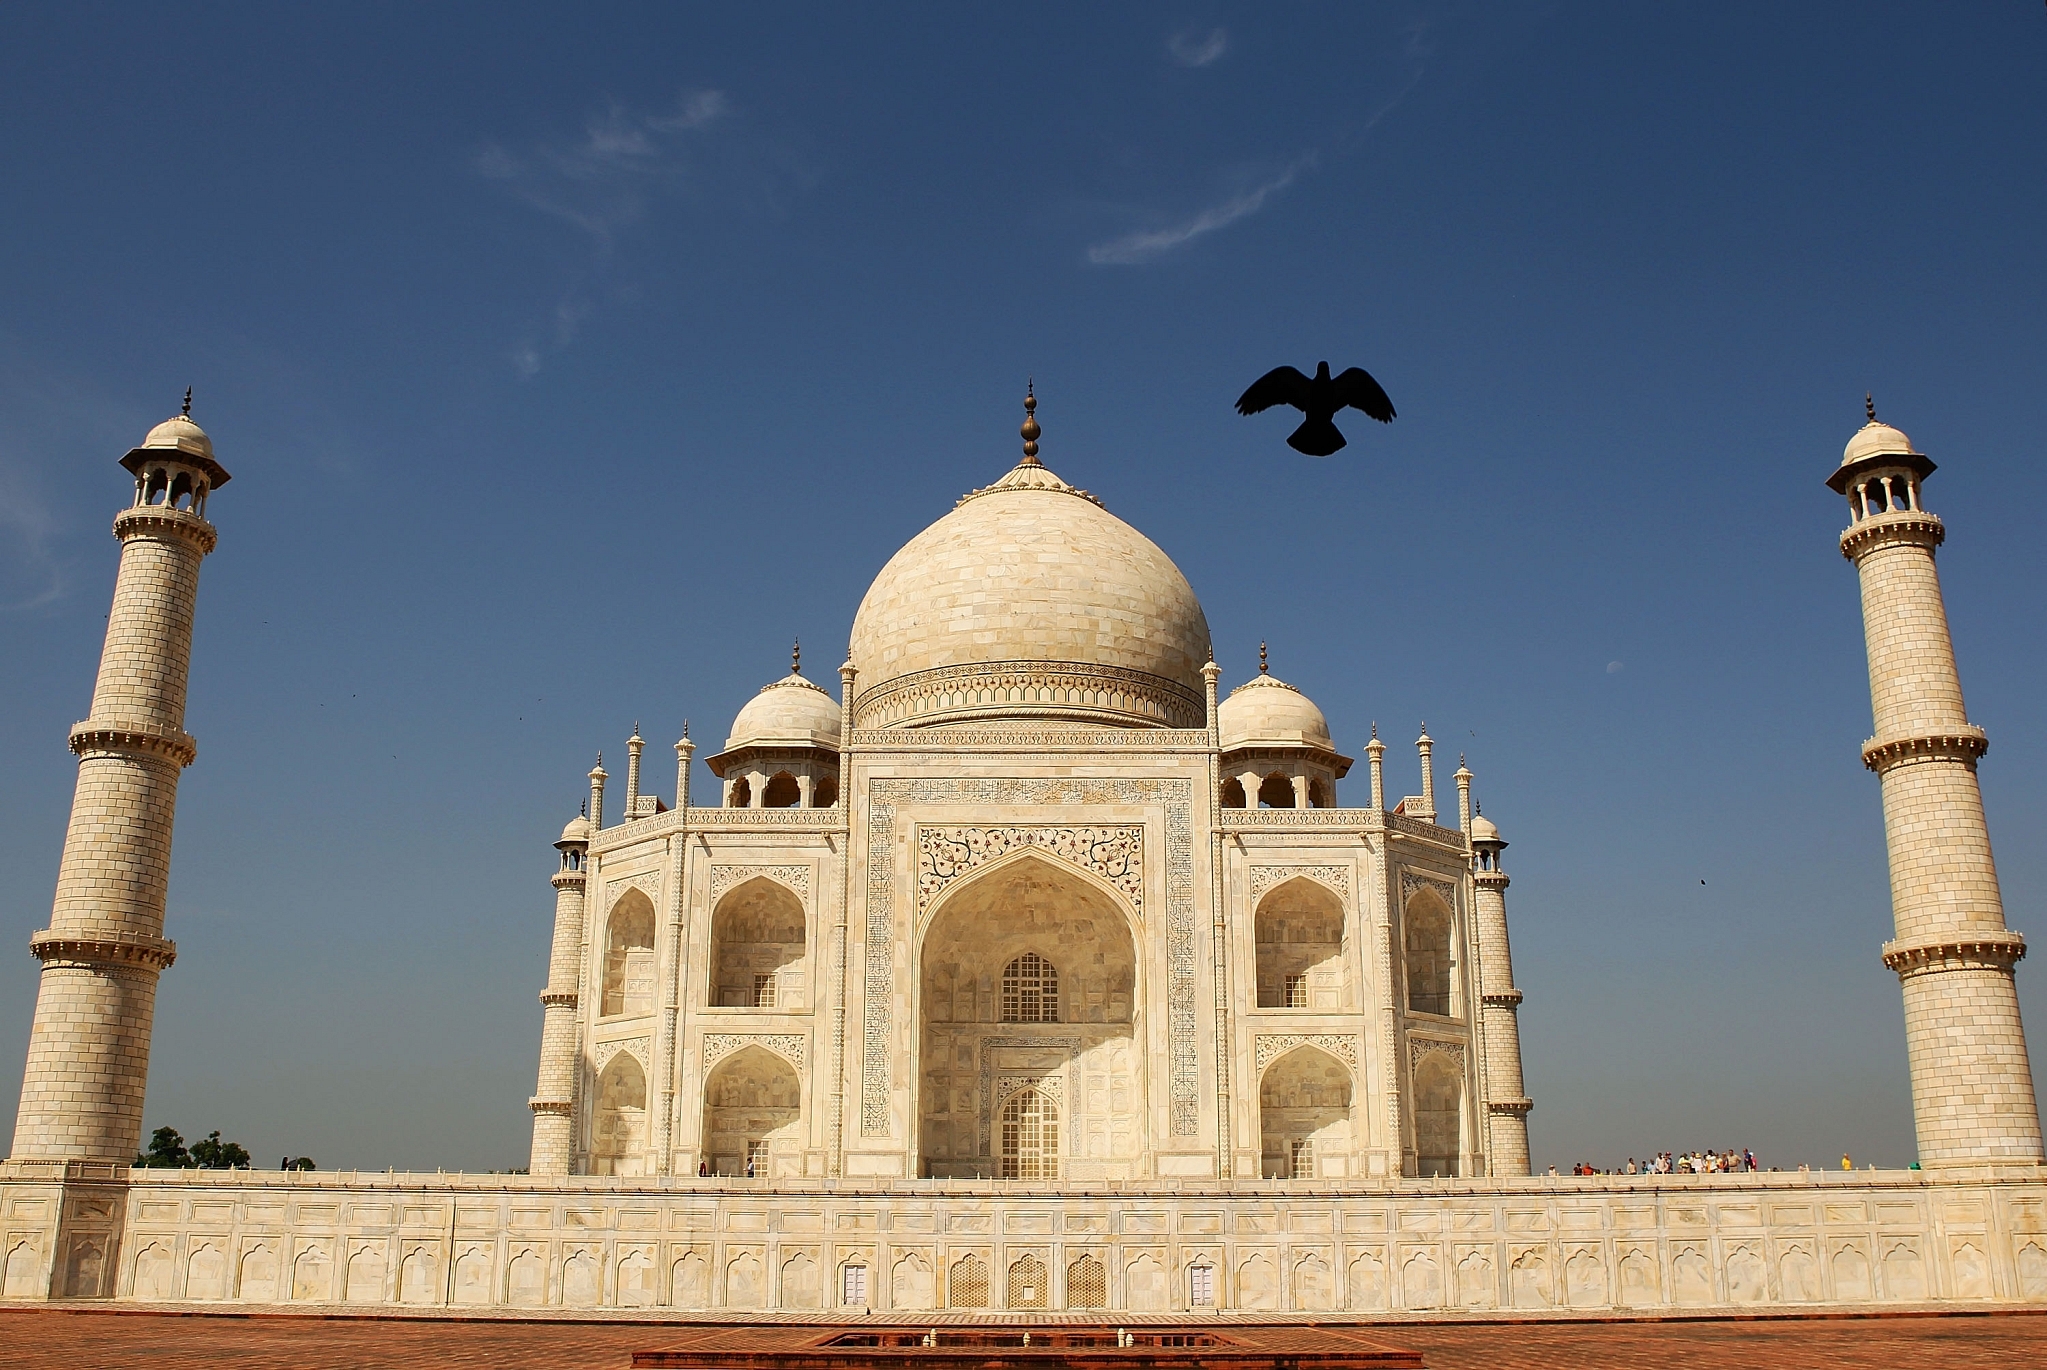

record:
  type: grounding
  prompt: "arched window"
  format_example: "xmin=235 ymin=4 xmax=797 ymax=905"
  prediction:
xmin=1307 ymin=776 xmax=1333 ymax=809
xmin=1000 ymin=953 xmax=1058 ymax=1023
xmin=1404 ymin=887 xmax=1453 ymax=1016
xmin=1412 ymin=1052 xmax=1462 ymax=1177
xmin=1007 ymin=1253 xmax=1048 ymax=1309
xmin=710 ymin=877 xmax=807 ymax=1009
xmin=1256 ymin=877 xmax=1345 ymax=1010
xmin=1220 ymin=777 xmax=1246 ymax=808
xmin=728 ymin=776 xmax=752 ymax=808
xmin=591 ymin=1053 xmax=648 ymax=1176
xmin=1067 ymin=1253 xmax=1107 ymax=1309
xmin=1259 ymin=1046 xmax=1353 ymax=1180
xmin=762 ymin=772 xmax=800 ymax=808
xmin=999 ymin=1087 xmax=1058 ymax=1180
xmin=1258 ymin=773 xmax=1295 ymax=809
xmin=601 ymin=889 xmax=657 ymax=1017
xmin=812 ymin=774 xmax=838 ymax=808
xmin=701 ymin=1045 xmax=801 ymax=1178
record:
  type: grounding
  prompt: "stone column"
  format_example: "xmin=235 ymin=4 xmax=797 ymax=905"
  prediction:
xmin=624 ymin=725 xmax=644 ymax=817
xmin=1470 ymin=822 xmax=1530 ymax=1175
xmin=12 ymin=411 xmax=225 ymax=1164
xmin=1834 ymin=415 xmax=2042 ymax=1167
xmin=1365 ymin=726 xmax=1385 ymax=811
xmin=588 ymin=756 xmax=607 ymax=831
xmin=529 ymin=822 xmax=590 ymax=1174
xmin=1414 ymin=726 xmax=1436 ymax=823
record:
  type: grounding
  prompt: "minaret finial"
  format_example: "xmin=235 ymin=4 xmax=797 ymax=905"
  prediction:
xmin=682 ymin=718 xmax=690 ymax=739
xmin=1866 ymin=392 xmax=1877 ymax=423
xmin=580 ymin=799 xmax=587 ymax=817
xmin=1019 ymin=380 xmax=1041 ymax=465
xmin=793 ymin=638 xmax=801 ymax=675
xmin=1258 ymin=641 xmax=1269 ymax=674
xmin=1371 ymin=721 xmax=1378 ymax=739
xmin=181 ymin=386 xmax=192 ymax=417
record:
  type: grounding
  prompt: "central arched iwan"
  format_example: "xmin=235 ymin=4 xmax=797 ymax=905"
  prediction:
xmin=710 ymin=877 xmax=807 ymax=1010
xmin=917 ymin=853 xmax=1142 ymax=1180
xmin=1255 ymin=877 xmax=1345 ymax=1010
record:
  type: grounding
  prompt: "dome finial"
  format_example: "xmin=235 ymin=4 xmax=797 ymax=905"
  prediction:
xmin=181 ymin=386 xmax=192 ymax=417
xmin=792 ymin=638 xmax=802 ymax=675
xmin=1258 ymin=641 xmax=1269 ymax=674
xmin=1019 ymin=380 xmax=1041 ymax=465
xmin=1866 ymin=392 xmax=1877 ymax=424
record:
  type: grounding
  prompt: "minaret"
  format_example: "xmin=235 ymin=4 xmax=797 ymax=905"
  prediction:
xmin=10 ymin=401 xmax=228 ymax=1163
xmin=1366 ymin=724 xmax=1385 ymax=811
xmin=1832 ymin=402 xmax=2042 ymax=1167
xmin=1469 ymin=809 xmax=1532 ymax=1174
xmin=624 ymin=723 xmax=644 ymax=818
xmin=1414 ymin=724 xmax=1436 ymax=823
xmin=529 ymin=812 xmax=591 ymax=1174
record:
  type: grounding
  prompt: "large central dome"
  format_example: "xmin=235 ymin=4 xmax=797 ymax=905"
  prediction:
xmin=849 ymin=456 xmax=1211 ymax=730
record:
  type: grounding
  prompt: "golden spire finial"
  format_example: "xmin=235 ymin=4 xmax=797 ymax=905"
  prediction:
xmin=1258 ymin=641 xmax=1269 ymax=674
xmin=1019 ymin=380 xmax=1041 ymax=465
xmin=181 ymin=386 xmax=192 ymax=418
xmin=1866 ymin=392 xmax=1877 ymax=423
xmin=792 ymin=638 xmax=801 ymax=675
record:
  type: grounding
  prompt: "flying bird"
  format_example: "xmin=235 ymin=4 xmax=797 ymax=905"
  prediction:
xmin=1235 ymin=360 xmax=1396 ymax=455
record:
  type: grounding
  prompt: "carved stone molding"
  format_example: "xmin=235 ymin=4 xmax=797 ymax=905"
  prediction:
xmin=1400 ymin=870 xmax=1459 ymax=910
xmin=113 ymin=504 xmax=217 ymax=553
xmin=994 ymin=1074 xmax=1063 ymax=1107
xmin=849 ymin=727 xmax=1213 ymax=751
xmin=978 ymin=1036 xmax=1082 ymax=1159
xmin=864 ymin=778 xmax=1197 ymax=1138
xmin=29 ymin=931 xmax=177 ymax=972
xmin=1408 ymin=1038 xmax=1464 ymax=1072
xmin=852 ymin=659 xmax=1205 ymax=731
xmin=1882 ymin=932 xmax=2026 ymax=978
xmin=68 ymin=718 xmax=197 ymax=768
xmin=1247 ymin=865 xmax=1351 ymax=907
xmin=917 ymin=826 xmax=1143 ymax=917
xmin=1254 ymin=1033 xmax=1359 ymax=1076
xmin=1862 ymin=728 xmax=1988 ymax=775
xmin=595 ymin=1036 xmax=651 ymax=1071
xmin=709 ymin=864 xmax=811 ymax=906
xmin=603 ymin=874 xmax=660 ymax=909
xmin=701 ymin=1032 xmax=807 ymax=1071
xmin=1840 ymin=511 xmax=1943 ymax=562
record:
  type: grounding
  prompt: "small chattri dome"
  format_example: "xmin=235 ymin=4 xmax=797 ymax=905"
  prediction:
xmin=726 ymin=673 xmax=842 ymax=751
xmin=140 ymin=413 xmax=216 ymax=462
xmin=1841 ymin=419 xmax=1918 ymax=468
xmin=1218 ymin=671 xmax=1333 ymax=751
xmin=558 ymin=814 xmax=591 ymax=845
xmin=1469 ymin=813 xmax=1502 ymax=844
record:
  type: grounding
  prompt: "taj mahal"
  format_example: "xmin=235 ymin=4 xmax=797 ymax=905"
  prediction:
xmin=2 ymin=389 xmax=2045 ymax=1317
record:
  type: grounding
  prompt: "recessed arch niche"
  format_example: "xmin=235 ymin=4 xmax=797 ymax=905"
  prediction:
xmin=916 ymin=852 xmax=1143 ymax=1179
xmin=701 ymin=1044 xmax=802 ymax=1177
xmin=602 ymin=888 xmax=656 ymax=1017
xmin=1254 ymin=877 xmax=1345 ymax=1010
xmin=590 ymin=1051 xmax=648 ymax=1176
xmin=1259 ymin=1045 xmax=1353 ymax=1179
xmin=709 ymin=877 xmax=807 ymax=1009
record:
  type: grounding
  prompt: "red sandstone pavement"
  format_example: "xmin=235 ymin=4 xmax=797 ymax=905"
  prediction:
xmin=1 ymin=1307 xmax=2045 ymax=1369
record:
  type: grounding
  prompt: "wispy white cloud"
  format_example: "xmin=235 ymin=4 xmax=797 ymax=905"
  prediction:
xmin=1087 ymin=157 xmax=1313 ymax=266
xmin=478 ymin=89 xmax=730 ymax=375
xmin=1167 ymin=27 xmax=1228 ymax=68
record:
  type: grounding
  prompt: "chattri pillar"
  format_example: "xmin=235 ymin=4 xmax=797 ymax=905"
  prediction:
xmin=1832 ymin=405 xmax=2043 ymax=1168
xmin=10 ymin=406 xmax=228 ymax=1164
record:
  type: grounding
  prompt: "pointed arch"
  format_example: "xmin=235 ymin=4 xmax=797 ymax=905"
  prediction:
xmin=591 ymin=1052 xmax=648 ymax=1176
xmin=999 ymin=1086 xmax=1058 ymax=1180
xmin=1220 ymin=777 xmax=1246 ymax=808
xmin=1412 ymin=1050 xmax=1461 ymax=1177
xmin=709 ymin=875 xmax=807 ymax=1009
xmin=762 ymin=772 xmax=800 ymax=808
xmin=1257 ymin=773 xmax=1296 ymax=809
xmin=917 ymin=851 xmax=1142 ymax=1178
xmin=1259 ymin=1044 xmax=1353 ymax=1179
xmin=702 ymin=1043 xmax=802 ymax=1177
xmin=1402 ymin=884 xmax=1454 ymax=1015
xmin=1255 ymin=876 xmax=1345 ymax=1010
xmin=602 ymin=888 xmax=657 ymax=1017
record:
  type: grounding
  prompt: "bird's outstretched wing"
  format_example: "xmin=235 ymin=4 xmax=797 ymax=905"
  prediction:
xmin=1236 ymin=366 xmax=1313 ymax=415
xmin=1332 ymin=367 xmax=1396 ymax=423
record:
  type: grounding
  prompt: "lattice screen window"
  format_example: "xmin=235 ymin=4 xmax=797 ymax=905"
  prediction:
xmin=1189 ymin=1263 xmax=1216 ymax=1307
xmin=949 ymin=1254 xmax=989 ymax=1308
xmin=1000 ymin=953 xmax=1059 ymax=1023
xmin=745 ymin=1140 xmax=769 ymax=1177
xmin=1290 ymin=1138 xmax=1315 ymax=1180
xmin=752 ymin=973 xmax=778 ymax=1008
xmin=1283 ymin=973 xmax=1309 ymax=1008
xmin=999 ymin=1088 xmax=1059 ymax=1180
xmin=1066 ymin=1255 xmax=1106 ymax=1308
xmin=841 ymin=1263 xmax=868 ymax=1305
xmin=1008 ymin=1254 xmax=1048 ymax=1309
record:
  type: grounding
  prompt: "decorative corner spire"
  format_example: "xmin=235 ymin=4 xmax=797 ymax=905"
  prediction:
xmin=1866 ymin=392 xmax=1877 ymax=423
xmin=792 ymin=638 xmax=802 ymax=675
xmin=181 ymin=386 xmax=193 ymax=417
xmin=580 ymin=799 xmax=586 ymax=817
xmin=1019 ymin=380 xmax=1041 ymax=465
xmin=1371 ymin=721 xmax=1379 ymax=740
xmin=1258 ymin=641 xmax=1269 ymax=675
xmin=630 ymin=720 xmax=642 ymax=740
xmin=682 ymin=718 xmax=690 ymax=739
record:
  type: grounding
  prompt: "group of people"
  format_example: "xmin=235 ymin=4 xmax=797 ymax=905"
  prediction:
xmin=1550 ymin=1149 xmax=1760 ymax=1176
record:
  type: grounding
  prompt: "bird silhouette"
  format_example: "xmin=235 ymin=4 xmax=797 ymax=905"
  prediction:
xmin=1235 ymin=360 xmax=1396 ymax=455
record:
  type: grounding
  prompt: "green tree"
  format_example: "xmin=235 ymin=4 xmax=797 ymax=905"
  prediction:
xmin=282 ymin=1157 xmax=316 ymax=1172
xmin=187 ymin=1130 xmax=251 ymax=1169
xmin=135 ymin=1125 xmax=187 ymax=1168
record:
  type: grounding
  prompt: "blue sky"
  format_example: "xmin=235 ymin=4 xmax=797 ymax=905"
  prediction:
xmin=2 ymin=3 xmax=2043 ymax=1172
